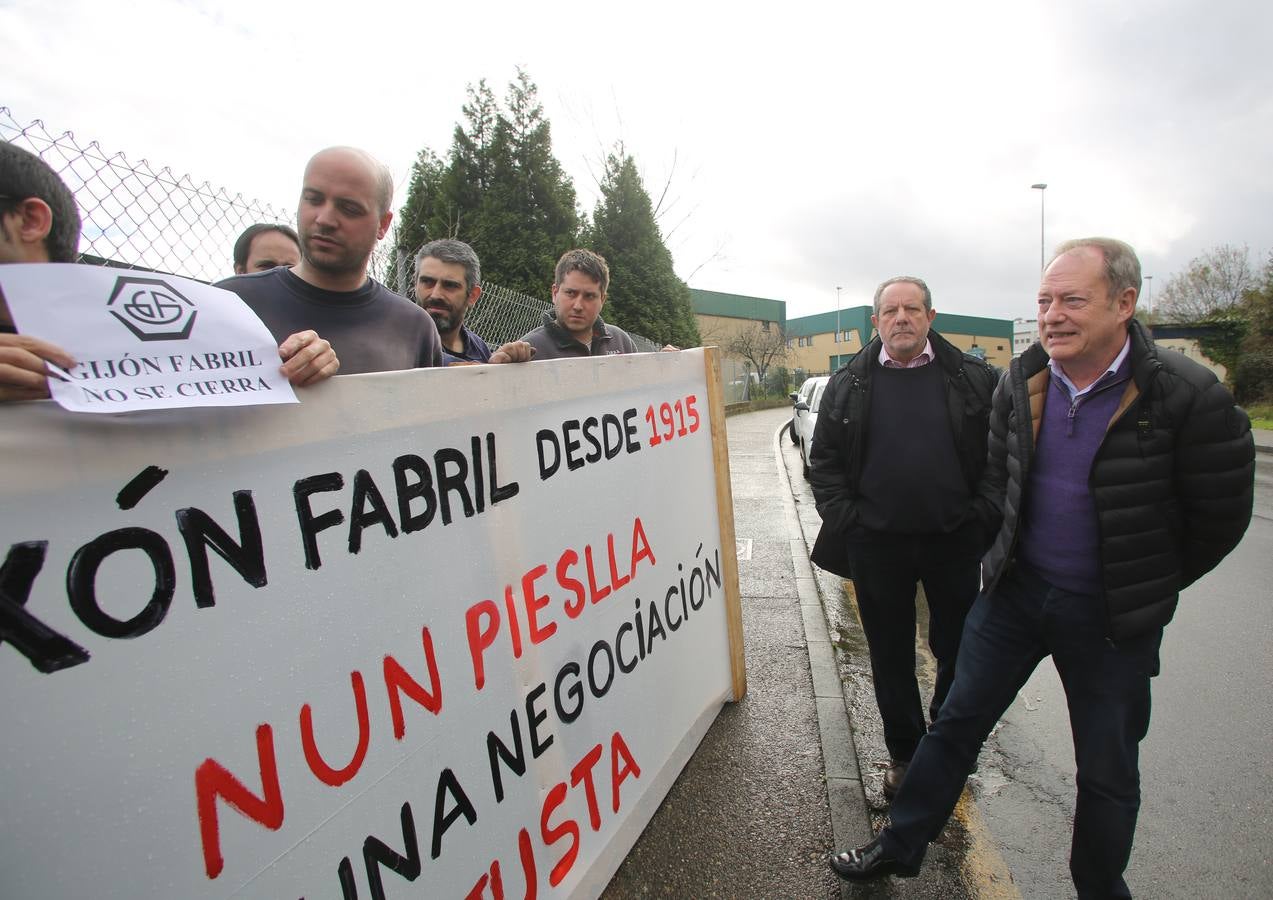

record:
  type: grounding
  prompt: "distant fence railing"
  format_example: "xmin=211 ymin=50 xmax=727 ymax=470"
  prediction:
xmin=466 ymin=282 xmax=657 ymax=352
xmin=0 ymin=108 xmax=660 ymax=354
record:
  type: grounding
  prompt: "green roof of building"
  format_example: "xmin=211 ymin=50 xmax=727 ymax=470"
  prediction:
xmin=690 ymin=288 xmax=786 ymax=326
xmin=786 ymin=307 xmax=1012 ymax=340
xmin=786 ymin=308 xmax=872 ymax=337
xmin=931 ymin=312 xmax=1013 ymax=339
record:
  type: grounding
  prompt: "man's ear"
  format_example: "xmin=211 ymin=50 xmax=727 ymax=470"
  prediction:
xmin=16 ymin=197 xmax=54 ymax=246
xmin=377 ymin=209 xmax=393 ymax=240
xmin=467 ymin=284 xmax=482 ymax=309
xmin=1116 ymin=287 xmax=1137 ymax=323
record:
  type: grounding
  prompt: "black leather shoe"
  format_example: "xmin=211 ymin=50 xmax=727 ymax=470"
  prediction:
xmin=829 ymin=837 xmax=921 ymax=881
xmin=882 ymin=760 xmax=909 ymax=799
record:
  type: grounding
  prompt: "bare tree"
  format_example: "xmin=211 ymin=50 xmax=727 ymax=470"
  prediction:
xmin=1157 ymin=244 xmax=1256 ymax=322
xmin=726 ymin=322 xmax=789 ymax=389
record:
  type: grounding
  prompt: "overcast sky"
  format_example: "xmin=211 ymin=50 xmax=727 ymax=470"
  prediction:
xmin=3 ymin=0 xmax=1270 ymax=321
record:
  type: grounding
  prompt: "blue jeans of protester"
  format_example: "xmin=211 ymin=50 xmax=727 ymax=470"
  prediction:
xmin=878 ymin=563 xmax=1162 ymax=900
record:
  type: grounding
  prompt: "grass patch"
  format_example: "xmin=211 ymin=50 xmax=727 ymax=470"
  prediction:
xmin=1246 ymin=404 xmax=1273 ymax=430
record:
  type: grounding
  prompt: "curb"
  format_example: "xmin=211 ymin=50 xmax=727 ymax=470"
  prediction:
xmin=770 ymin=423 xmax=872 ymax=898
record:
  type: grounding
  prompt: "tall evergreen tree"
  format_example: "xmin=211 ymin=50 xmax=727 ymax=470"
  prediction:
xmin=441 ymin=79 xmax=499 ymax=240
xmin=388 ymin=70 xmax=577 ymax=299
xmin=479 ymin=69 xmax=579 ymax=297
xmin=385 ymin=147 xmax=444 ymax=292
xmin=589 ymin=149 xmax=700 ymax=347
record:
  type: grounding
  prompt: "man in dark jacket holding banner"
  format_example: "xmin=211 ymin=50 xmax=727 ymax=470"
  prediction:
xmin=808 ymin=276 xmax=997 ymax=799
xmin=830 ymin=238 xmax=1255 ymax=898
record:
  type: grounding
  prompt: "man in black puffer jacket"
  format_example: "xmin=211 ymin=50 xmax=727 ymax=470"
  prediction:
xmin=808 ymin=276 xmax=998 ymax=800
xmin=830 ymin=238 xmax=1255 ymax=898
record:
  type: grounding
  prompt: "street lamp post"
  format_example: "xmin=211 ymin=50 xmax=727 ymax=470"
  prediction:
xmin=1031 ymin=183 xmax=1048 ymax=272
xmin=1144 ymin=274 xmax=1153 ymax=316
xmin=835 ymin=285 xmax=842 ymax=368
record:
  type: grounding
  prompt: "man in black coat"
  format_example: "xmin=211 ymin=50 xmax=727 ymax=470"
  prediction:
xmin=808 ymin=276 xmax=997 ymax=798
xmin=830 ymin=238 xmax=1255 ymax=898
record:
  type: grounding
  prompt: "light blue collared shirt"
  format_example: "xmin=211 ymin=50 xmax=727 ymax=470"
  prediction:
xmin=1049 ymin=335 xmax=1132 ymax=400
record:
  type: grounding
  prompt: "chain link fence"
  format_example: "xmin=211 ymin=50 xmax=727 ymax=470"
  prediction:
xmin=465 ymin=282 xmax=655 ymax=352
xmin=1 ymin=108 xmax=293 ymax=282
xmin=1 ymin=108 xmax=661 ymax=354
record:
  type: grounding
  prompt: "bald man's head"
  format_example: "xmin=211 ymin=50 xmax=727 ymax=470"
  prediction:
xmin=295 ymin=146 xmax=394 ymax=284
xmin=306 ymin=146 xmax=394 ymax=216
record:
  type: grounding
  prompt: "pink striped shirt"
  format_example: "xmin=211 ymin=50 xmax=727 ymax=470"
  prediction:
xmin=878 ymin=338 xmax=934 ymax=368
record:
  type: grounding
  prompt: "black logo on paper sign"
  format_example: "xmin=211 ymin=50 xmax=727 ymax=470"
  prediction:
xmin=107 ymin=277 xmax=197 ymax=342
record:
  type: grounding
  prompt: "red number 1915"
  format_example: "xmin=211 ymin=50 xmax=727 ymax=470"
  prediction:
xmin=644 ymin=394 xmax=700 ymax=447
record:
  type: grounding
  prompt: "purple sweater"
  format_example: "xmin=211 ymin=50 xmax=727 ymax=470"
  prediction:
xmin=1017 ymin=359 xmax=1131 ymax=594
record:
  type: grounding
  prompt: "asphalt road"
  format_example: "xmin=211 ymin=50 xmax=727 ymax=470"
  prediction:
xmin=975 ymin=452 xmax=1273 ymax=898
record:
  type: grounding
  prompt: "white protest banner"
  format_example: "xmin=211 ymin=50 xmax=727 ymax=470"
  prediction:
xmin=0 ymin=263 xmax=297 ymax=412
xmin=0 ymin=348 xmax=744 ymax=899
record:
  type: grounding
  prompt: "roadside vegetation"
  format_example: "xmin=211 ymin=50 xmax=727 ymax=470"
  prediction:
xmin=1245 ymin=404 xmax=1272 ymax=430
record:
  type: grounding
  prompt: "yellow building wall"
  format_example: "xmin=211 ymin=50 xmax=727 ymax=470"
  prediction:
xmin=789 ymin=331 xmax=865 ymax=375
xmin=695 ymin=313 xmax=763 ymax=348
xmin=789 ymin=327 xmax=1012 ymax=373
xmin=1154 ymin=336 xmax=1228 ymax=383
xmin=941 ymin=332 xmax=1012 ymax=369
xmin=695 ymin=310 xmax=1012 ymax=379
xmin=694 ymin=313 xmax=787 ymax=398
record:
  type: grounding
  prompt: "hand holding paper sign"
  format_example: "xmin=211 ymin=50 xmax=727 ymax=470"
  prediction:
xmin=277 ymin=329 xmax=339 ymax=386
xmin=0 ymin=331 xmax=75 ymax=401
xmin=0 ymin=264 xmax=299 ymax=413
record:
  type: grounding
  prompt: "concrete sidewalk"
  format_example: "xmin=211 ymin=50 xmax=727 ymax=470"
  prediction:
xmin=602 ymin=406 xmax=864 ymax=899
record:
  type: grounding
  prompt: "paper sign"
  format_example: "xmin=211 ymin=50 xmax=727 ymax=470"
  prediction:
xmin=0 ymin=263 xmax=296 ymax=412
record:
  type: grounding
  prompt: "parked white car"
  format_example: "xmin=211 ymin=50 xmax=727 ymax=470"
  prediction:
xmin=788 ymin=377 xmax=821 ymax=445
xmin=784 ymin=374 xmax=824 ymax=445
xmin=792 ymin=376 xmax=830 ymax=478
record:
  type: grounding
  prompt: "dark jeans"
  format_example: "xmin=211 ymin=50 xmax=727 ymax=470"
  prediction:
xmin=845 ymin=528 xmax=981 ymax=761
xmin=880 ymin=563 xmax=1162 ymax=900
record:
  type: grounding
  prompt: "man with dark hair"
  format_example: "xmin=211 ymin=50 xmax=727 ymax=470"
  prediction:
xmin=809 ymin=275 xmax=997 ymax=801
xmin=1 ymin=143 xmax=337 ymax=396
xmin=0 ymin=141 xmax=79 ymax=400
xmin=413 ymin=238 xmax=491 ymax=364
xmin=217 ymin=146 xmax=441 ymax=377
xmin=0 ymin=141 xmax=81 ymax=265
xmin=520 ymin=248 xmax=637 ymax=359
xmin=232 ymin=223 xmax=301 ymax=275
xmin=829 ymin=239 xmax=1255 ymax=898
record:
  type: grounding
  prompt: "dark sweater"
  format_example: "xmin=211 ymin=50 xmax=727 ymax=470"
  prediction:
xmin=856 ymin=361 xmax=970 ymax=534
xmin=1018 ymin=360 xmax=1131 ymax=593
xmin=216 ymin=267 xmax=443 ymax=374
